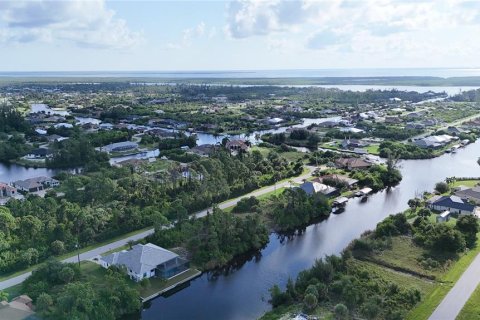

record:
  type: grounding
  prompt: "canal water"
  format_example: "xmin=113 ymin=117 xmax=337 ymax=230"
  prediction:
xmin=142 ymin=140 xmax=480 ymax=320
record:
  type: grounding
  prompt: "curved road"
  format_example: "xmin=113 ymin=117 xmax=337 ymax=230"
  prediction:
xmin=0 ymin=166 xmax=316 ymax=291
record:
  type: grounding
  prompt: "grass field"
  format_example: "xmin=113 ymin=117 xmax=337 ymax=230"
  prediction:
xmin=450 ymin=179 xmax=480 ymax=188
xmin=365 ymin=144 xmax=380 ymax=155
xmin=457 ymin=282 xmax=480 ymax=320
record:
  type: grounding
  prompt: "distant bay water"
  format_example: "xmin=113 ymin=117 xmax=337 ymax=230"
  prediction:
xmin=1 ymin=68 xmax=480 ymax=78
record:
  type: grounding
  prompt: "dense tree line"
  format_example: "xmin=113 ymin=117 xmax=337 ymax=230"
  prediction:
xmin=22 ymin=260 xmax=140 ymax=320
xmin=0 ymin=134 xmax=31 ymax=162
xmin=0 ymin=149 xmax=301 ymax=274
xmin=46 ymin=135 xmax=110 ymax=168
xmin=350 ymin=165 xmax=402 ymax=191
xmin=148 ymin=208 xmax=269 ymax=269
xmin=0 ymin=105 xmax=30 ymax=133
xmin=379 ymin=141 xmax=434 ymax=159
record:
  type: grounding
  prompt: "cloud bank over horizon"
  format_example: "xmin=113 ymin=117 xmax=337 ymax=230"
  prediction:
xmin=0 ymin=0 xmax=479 ymax=71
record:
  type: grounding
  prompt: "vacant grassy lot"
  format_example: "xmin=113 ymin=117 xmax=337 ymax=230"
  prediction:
xmin=362 ymin=236 xmax=444 ymax=277
xmin=406 ymin=234 xmax=480 ymax=320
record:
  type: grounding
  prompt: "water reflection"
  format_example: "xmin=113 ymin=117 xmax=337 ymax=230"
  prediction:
xmin=143 ymin=141 xmax=480 ymax=320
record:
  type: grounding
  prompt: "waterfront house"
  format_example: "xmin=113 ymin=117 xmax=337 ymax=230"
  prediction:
xmin=26 ymin=148 xmax=53 ymax=159
xmin=335 ymin=158 xmax=372 ymax=170
xmin=0 ymin=183 xmax=17 ymax=198
xmin=298 ymin=181 xmax=338 ymax=197
xmin=101 ymin=141 xmax=139 ymax=153
xmin=413 ymin=135 xmax=455 ymax=149
xmin=13 ymin=176 xmax=60 ymax=193
xmin=428 ymin=195 xmax=475 ymax=215
xmin=100 ymin=243 xmax=189 ymax=282
xmin=313 ymin=174 xmax=358 ymax=189
xmin=454 ymin=186 xmax=480 ymax=204
xmin=225 ymin=140 xmax=249 ymax=153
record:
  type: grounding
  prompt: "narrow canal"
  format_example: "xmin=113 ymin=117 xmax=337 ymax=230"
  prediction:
xmin=142 ymin=140 xmax=480 ymax=320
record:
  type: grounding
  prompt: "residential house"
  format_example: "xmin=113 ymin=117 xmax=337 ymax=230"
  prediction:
xmin=298 ymin=181 xmax=338 ymax=197
xmin=46 ymin=134 xmax=68 ymax=143
xmin=455 ymin=186 xmax=480 ymax=204
xmin=341 ymin=138 xmax=368 ymax=149
xmin=384 ymin=116 xmax=402 ymax=124
xmin=413 ymin=135 xmax=455 ymax=149
xmin=25 ymin=148 xmax=53 ymax=159
xmin=335 ymin=158 xmax=372 ymax=170
xmin=100 ymin=243 xmax=190 ymax=281
xmin=0 ymin=295 xmax=35 ymax=320
xmin=339 ymin=127 xmax=365 ymax=134
xmin=422 ymin=118 xmax=439 ymax=126
xmin=405 ymin=123 xmax=425 ymax=130
xmin=13 ymin=176 xmax=60 ymax=193
xmin=428 ymin=195 xmax=475 ymax=215
xmin=101 ymin=141 xmax=139 ymax=153
xmin=225 ymin=140 xmax=249 ymax=153
xmin=446 ymin=126 xmax=464 ymax=135
xmin=0 ymin=183 xmax=17 ymax=198
xmin=314 ymin=174 xmax=358 ymax=188
xmin=187 ymin=144 xmax=218 ymax=157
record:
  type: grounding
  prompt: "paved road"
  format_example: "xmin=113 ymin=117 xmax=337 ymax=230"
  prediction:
xmin=0 ymin=228 xmax=155 ymax=290
xmin=195 ymin=165 xmax=316 ymax=218
xmin=428 ymin=252 xmax=480 ymax=320
xmin=402 ymin=112 xmax=480 ymax=143
xmin=0 ymin=166 xmax=316 ymax=291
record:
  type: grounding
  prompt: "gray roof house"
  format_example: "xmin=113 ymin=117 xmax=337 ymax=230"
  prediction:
xmin=299 ymin=181 xmax=338 ymax=197
xmin=455 ymin=186 xmax=480 ymax=204
xmin=100 ymin=243 xmax=189 ymax=281
xmin=101 ymin=141 xmax=139 ymax=153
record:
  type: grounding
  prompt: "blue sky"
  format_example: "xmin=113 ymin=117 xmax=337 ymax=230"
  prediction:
xmin=0 ymin=0 xmax=479 ymax=71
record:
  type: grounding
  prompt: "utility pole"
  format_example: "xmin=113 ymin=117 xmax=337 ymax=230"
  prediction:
xmin=76 ymin=243 xmax=80 ymax=268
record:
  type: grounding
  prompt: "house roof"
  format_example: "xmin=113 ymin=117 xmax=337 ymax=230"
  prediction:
xmin=13 ymin=177 xmax=58 ymax=190
xmin=299 ymin=181 xmax=337 ymax=195
xmin=101 ymin=243 xmax=178 ymax=276
xmin=455 ymin=186 xmax=480 ymax=201
xmin=29 ymin=148 xmax=53 ymax=156
xmin=13 ymin=179 xmax=42 ymax=190
xmin=314 ymin=174 xmax=358 ymax=186
xmin=335 ymin=158 xmax=372 ymax=169
xmin=431 ymin=196 xmax=475 ymax=212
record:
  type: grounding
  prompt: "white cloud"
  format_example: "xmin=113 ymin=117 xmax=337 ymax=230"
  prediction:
xmin=0 ymin=0 xmax=142 ymax=49
xmin=225 ymin=0 xmax=480 ymax=54
xmin=167 ymin=21 xmax=214 ymax=50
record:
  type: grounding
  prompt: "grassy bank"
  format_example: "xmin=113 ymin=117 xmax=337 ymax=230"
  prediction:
xmin=405 ymin=234 xmax=480 ymax=320
xmin=457 ymin=282 xmax=480 ymax=320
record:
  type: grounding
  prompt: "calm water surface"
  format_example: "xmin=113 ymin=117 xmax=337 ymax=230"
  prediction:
xmin=142 ymin=141 xmax=480 ymax=320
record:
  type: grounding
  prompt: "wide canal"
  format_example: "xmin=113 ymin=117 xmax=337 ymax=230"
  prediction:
xmin=142 ymin=139 xmax=480 ymax=320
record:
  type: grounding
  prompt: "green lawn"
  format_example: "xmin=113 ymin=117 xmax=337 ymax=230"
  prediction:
xmin=362 ymin=236 xmax=444 ymax=279
xmin=139 ymin=268 xmax=201 ymax=299
xmin=365 ymin=144 xmax=380 ymax=155
xmin=457 ymin=282 xmax=480 ymax=320
xmin=406 ymin=235 xmax=480 ymax=320
xmin=450 ymin=179 xmax=480 ymax=188
xmin=78 ymin=261 xmax=201 ymax=301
